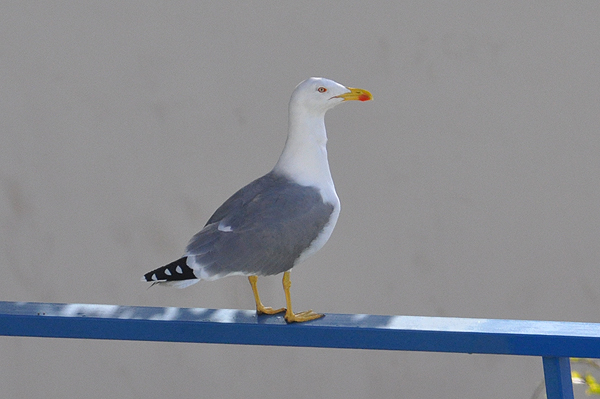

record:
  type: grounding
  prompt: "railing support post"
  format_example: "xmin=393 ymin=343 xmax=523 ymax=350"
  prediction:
xmin=542 ymin=357 xmax=574 ymax=399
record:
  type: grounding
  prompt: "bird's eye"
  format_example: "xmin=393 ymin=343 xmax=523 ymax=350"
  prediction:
xmin=317 ymin=87 xmax=327 ymax=93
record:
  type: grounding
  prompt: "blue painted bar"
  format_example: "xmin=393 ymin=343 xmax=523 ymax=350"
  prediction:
xmin=1 ymin=301 xmax=599 ymax=359
xmin=543 ymin=357 xmax=574 ymax=399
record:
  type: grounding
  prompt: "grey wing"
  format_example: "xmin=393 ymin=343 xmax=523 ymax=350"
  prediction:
xmin=203 ymin=173 xmax=276 ymax=227
xmin=185 ymin=172 xmax=334 ymax=277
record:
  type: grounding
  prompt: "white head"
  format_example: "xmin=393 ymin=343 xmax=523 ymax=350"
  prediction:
xmin=274 ymin=77 xmax=372 ymax=189
xmin=289 ymin=77 xmax=372 ymax=115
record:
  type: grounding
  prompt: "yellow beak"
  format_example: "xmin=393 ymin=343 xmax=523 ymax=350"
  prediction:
xmin=334 ymin=87 xmax=373 ymax=102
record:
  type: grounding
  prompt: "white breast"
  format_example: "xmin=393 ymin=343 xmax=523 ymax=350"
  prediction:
xmin=294 ymin=194 xmax=340 ymax=266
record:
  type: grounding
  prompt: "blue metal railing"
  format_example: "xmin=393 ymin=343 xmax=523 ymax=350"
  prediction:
xmin=1 ymin=301 xmax=599 ymax=399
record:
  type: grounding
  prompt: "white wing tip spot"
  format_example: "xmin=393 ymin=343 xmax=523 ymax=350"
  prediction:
xmin=176 ymin=266 xmax=183 ymax=274
xmin=165 ymin=269 xmax=172 ymax=276
xmin=151 ymin=274 xmax=158 ymax=281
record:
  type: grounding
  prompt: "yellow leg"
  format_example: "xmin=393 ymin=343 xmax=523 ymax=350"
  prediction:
xmin=248 ymin=276 xmax=285 ymax=315
xmin=282 ymin=271 xmax=324 ymax=323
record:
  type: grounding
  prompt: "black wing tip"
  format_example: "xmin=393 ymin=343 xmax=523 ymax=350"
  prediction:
xmin=142 ymin=257 xmax=197 ymax=282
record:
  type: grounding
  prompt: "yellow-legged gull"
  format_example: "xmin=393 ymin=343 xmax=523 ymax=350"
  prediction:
xmin=142 ymin=77 xmax=372 ymax=323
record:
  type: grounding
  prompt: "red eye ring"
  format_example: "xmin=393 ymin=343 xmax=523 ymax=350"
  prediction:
xmin=317 ymin=86 xmax=327 ymax=93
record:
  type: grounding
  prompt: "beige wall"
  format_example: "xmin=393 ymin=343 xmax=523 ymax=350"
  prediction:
xmin=1 ymin=2 xmax=599 ymax=398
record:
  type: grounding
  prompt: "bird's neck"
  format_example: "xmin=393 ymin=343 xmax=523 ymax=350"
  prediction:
xmin=273 ymin=110 xmax=334 ymax=189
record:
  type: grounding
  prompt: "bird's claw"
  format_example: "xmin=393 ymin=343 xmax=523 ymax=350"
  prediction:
xmin=256 ymin=306 xmax=286 ymax=315
xmin=284 ymin=309 xmax=324 ymax=323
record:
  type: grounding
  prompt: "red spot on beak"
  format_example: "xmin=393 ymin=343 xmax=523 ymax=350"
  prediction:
xmin=358 ymin=94 xmax=371 ymax=102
